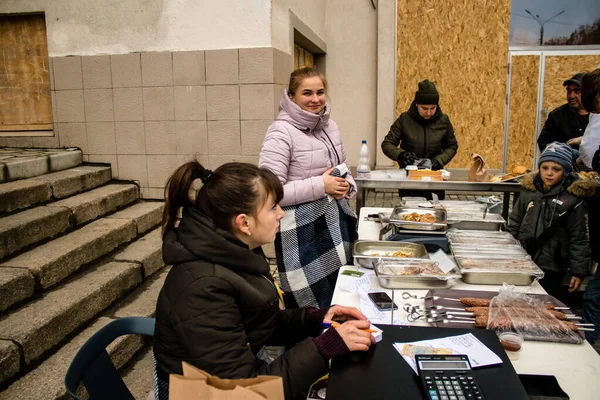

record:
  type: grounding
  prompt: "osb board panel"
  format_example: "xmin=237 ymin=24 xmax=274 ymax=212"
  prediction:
xmin=396 ymin=0 xmax=511 ymax=169
xmin=507 ymin=55 xmax=539 ymax=171
xmin=0 ymin=14 xmax=53 ymax=132
xmin=543 ymin=55 xmax=600 ymax=121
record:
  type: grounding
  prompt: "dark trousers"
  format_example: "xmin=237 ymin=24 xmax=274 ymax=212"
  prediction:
xmin=538 ymin=269 xmax=565 ymax=300
xmin=586 ymin=193 xmax=600 ymax=263
xmin=398 ymin=189 xmax=446 ymax=201
xmin=583 ymin=269 xmax=600 ymax=344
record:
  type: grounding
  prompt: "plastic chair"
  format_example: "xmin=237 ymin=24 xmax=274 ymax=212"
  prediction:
xmin=64 ymin=317 xmax=155 ymax=400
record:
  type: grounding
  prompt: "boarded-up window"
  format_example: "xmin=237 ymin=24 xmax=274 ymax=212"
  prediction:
xmin=0 ymin=14 xmax=53 ymax=133
xmin=294 ymin=44 xmax=314 ymax=69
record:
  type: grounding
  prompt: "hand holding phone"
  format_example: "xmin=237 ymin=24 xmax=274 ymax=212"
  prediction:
xmin=368 ymin=292 xmax=398 ymax=311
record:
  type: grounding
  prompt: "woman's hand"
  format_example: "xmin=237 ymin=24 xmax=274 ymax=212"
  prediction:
xmin=567 ymin=136 xmax=583 ymax=146
xmin=323 ymin=168 xmax=350 ymax=199
xmin=335 ymin=320 xmax=375 ymax=351
xmin=568 ymin=276 xmax=582 ymax=293
xmin=323 ymin=305 xmax=368 ymax=323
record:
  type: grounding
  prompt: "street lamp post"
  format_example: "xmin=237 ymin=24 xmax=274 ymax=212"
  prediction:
xmin=525 ymin=9 xmax=565 ymax=45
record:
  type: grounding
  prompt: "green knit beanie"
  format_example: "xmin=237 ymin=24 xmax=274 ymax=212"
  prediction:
xmin=414 ymin=80 xmax=439 ymax=105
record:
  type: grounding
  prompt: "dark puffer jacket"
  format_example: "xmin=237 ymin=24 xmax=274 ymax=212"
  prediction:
xmin=153 ymin=207 xmax=329 ymax=400
xmin=507 ymin=173 xmax=596 ymax=277
xmin=381 ymin=101 xmax=458 ymax=167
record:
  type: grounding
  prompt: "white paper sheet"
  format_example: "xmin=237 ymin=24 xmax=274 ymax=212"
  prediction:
xmin=429 ymin=249 xmax=457 ymax=274
xmin=393 ymin=333 xmax=503 ymax=374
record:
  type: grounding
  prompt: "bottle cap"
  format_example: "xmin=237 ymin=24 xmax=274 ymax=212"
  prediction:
xmin=405 ymin=165 xmax=418 ymax=171
xmin=362 ymin=140 xmax=367 ymax=144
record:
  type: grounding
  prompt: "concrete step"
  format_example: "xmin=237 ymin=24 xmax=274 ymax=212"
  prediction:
xmin=121 ymin=346 xmax=155 ymax=400
xmin=0 ymin=268 xmax=35 ymax=313
xmin=0 ymin=206 xmax=71 ymax=260
xmin=107 ymin=201 xmax=164 ymax=236
xmin=0 ymin=316 xmax=147 ymax=400
xmin=0 ymin=148 xmax=82 ymax=183
xmin=0 ymin=260 xmax=142 ymax=379
xmin=0 ymin=268 xmax=169 ymax=398
xmin=0 ymin=165 xmax=111 ymax=214
xmin=0 ymin=218 xmax=137 ymax=291
xmin=47 ymin=183 xmax=139 ymax=226
xmin=114 ymin=228 xmax=165 ymax=278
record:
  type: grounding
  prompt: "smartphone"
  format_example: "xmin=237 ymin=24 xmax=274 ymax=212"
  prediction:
xmin=368 ymin=292 xmax=398 ymax=311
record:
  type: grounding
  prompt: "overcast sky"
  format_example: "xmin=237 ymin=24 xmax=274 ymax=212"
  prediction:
xmin=510 ymin=0 xmax=600 ymax=45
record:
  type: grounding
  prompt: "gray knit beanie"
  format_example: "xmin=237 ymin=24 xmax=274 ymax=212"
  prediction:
xmin=538 ymin=142 xmax=575 ymax=174
xmin=414 ymin=80 xmax=439 ymax=105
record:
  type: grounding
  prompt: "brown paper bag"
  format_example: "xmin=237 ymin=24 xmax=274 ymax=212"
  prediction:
xmin=468 ymin=153 xmax=489 ymax=182
xmin=169 ymin=362 xmax=284 ymax=400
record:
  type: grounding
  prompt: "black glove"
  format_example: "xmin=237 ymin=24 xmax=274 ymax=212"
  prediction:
xmin=398 ymin=151 xmax=418 ymax=168
xmin=431 ymin=158 xmax=443 ymax=170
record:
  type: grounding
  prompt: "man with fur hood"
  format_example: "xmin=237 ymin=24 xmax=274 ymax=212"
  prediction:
xmin=507 ymin=141 xmax=595 ymax=299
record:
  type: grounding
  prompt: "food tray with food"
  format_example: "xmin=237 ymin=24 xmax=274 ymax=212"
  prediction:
xmin=353 ymin=241 xmax=428 ymax=269
xmin=423 ymin=289 xmax=584 ymax=344
xmin=450 ymin=244 xmax=528 ymax=259
xmin=389 ymin=207 xmax=447 ymax=231
xmin=446 ymin=229 xmax=519 ymax=245
xmin=374 ymin=259 xmax=460 ymax=289
xmin=455 ymin=257 xmax=544 ymax=285
xmin=447 ymin=213 xmax=506 ymax=231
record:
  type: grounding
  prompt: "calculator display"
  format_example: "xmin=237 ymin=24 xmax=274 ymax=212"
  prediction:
xmin=418 ymin=361 xmax=470 ymax=370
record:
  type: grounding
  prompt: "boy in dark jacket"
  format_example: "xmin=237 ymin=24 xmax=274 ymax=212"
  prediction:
xmin=507 ymin=141 xmax=595 ymax=299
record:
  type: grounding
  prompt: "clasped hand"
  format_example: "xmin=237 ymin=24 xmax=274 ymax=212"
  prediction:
xmin=323 ymin=305 xmax=375 ymax=351
xmin=323 ymin=168 xmax=350 ymax=199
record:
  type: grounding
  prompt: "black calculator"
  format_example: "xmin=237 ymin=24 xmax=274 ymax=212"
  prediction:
xmin=415 ymin=354 xmax=485 ymax=400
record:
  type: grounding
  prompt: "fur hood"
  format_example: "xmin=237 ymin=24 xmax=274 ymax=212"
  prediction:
xmin=521 ymin=172 xmax=596 ymax=198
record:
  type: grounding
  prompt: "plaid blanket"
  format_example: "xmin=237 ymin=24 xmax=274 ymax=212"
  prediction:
xmin=275 ymin=176 xmax=358 ymax=309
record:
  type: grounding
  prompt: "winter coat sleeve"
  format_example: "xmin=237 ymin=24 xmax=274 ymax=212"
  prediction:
xmin=566 ymin=200 xmax=592 ymax=277
xmin=259 ymin=126 xmax=326 ymax=207
xmin=537 ymin=113 xmax=559 ymax=152
xmin=173 ymin=277 xmax=327 ymax=400
xmin=580 ymin=113 xmax=600 ymax=170
xmin=381 ymin=116 xmax=404 ymax=162
xmin=339 ymin=140 xmax=357 ymax=199
xmin=435 ymin=120 xmax=458 ymax=166
xmin=507 ymin=195 xmax=526 ymax=238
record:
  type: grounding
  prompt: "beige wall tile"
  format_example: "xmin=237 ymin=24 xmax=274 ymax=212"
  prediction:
xmin=176 ymin=121 xmax=208 ymax=155
xmin=239 ymin=48 xmax=274 ymax=84
xmin=147 ymin=155 xmax=179 ymax=187
xmin=205 ymin=49 xmax=239 ymax=84
xmin=117 ymin=154 xmax=148 ymax=187
xmin=145 ymin=121 xmax=177 ymax=154
xmin=84 ymin=89 xmax=115 ymax=122
xmin=206 ymin=85 xmax=239 ymax=120
xmin=86 ymin=122 xmax=116 ymax=154
xmin=55 ymin=90 xmax=85 ymax=122
xmin=274 ymin=84 xmax=286 ymax=115
xmin=174 ymin=86 xmax=207 ymax=121
xmin=241 ymin=120 xmax=270 ymax=156
xmin=53 ymin=56 xmax=83 ymax=90
xmin=82 ymin=55 xmax=112 ymax=89
xmin=145 ymin=187 xmax=165 ymax=199
xmin=58 ymin=123 xmax=87 ymax=153
xmin=114 ymin=88 xmax=144 ymax=121
xmin=116 ymin=121 xmax=145 ymax=154
xmin=207 ymin=120 xmax=241 ymax=155
xmin=89 ymin=154 xmax=118 ymax=177
xmin=274 ymin=49 xmax=293 ymax=85
xmin=240 ymin=84 xmax=275 ymax=120
xmin=177 ymin=154 xmax=209 ymax=166
xmin=32 ymin=135 xmax=60 ymax=148
xmin=143 ymin=87 xmax=175 ymax=121
xmin=208 ymin=154 xmax=258 ymax=169
xmin=142 ymin=52 xmax=173 ymax=87
xmin=173 ymin=51 xmax=205 ymax=85
xmin=111 ymin=53 xmax=142 ymax=88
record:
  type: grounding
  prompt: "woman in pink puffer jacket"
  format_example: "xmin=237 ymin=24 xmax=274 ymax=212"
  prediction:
xmin=259 ymin=67 xmax=358 ymax=309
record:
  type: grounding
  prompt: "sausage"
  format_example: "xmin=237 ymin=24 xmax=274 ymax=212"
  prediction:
xmin=465 ymin=307 xmax=567 ymax=320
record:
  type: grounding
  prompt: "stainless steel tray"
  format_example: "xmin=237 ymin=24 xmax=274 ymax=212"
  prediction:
xmin=461 ymin=271 xmax=538 ymax=286
xmin=374 ymin=261 xmax=459 ymax=289
xmin=353 ymin=241 xmax=428 ymax=269
xmin=447 ymin=213 xmax=505 ymax=231
xmin=389 ymin=207 xmax=447 ymax=231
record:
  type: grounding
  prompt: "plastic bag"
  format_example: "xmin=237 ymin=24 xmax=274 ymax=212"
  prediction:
xmin=415 ymin=158 xmax=433 ymax=170
xmin=485 ymin=286 xmax=583 ymax=344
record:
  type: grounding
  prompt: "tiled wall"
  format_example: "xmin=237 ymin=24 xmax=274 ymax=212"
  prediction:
xmin=33 ymin=48 xmax=292 ymax=198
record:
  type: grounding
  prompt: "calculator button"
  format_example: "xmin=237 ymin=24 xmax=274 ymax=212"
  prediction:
xmin=455 ymin=390 xmax=464 ymax=395
xmin=476 ymin=397 xmax=483 ymax=400
xmin=458 ymin=397 xmax=466 ymax=400
xmin=440 ymin=396 xmax=449 ymax=400
xmin=450 ymin=377 xmax=457 ymax=380
xmin=449 ymin=396 xmax=458 ymax=400
xmin=467 ymin=376 xmax=474 ymax=381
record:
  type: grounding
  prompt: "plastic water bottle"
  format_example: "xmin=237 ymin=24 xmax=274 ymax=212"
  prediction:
xmin=357 ymin=140 xmax=371 ymax=177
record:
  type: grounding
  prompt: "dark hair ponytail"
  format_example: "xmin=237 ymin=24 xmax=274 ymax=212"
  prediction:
xmin=162 ymin=161 xmax=283 ymax=237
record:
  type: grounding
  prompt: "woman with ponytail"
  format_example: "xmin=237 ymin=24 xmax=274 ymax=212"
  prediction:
xmin=153 ymin=161 xmax=374 ymax=400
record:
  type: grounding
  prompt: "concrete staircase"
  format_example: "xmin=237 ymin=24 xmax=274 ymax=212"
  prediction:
xmin=0 ymin=152 xmax=167 ymax=399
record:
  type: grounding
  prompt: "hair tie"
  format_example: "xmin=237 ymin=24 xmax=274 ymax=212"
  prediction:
xmin=201 ymin=169 xmax=213 ymax=184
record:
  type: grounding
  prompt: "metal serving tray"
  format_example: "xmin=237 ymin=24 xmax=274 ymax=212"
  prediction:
xmin=447 ymin=213 xmax=506 ymax=231
xmin=353 ymin=241 xmax=428 ymax=269
xmin=460 ymin=271 xmax=538 ymax=286
xmin=455 ymin=257 xmax=544 ymax=286
xmin=374 ymin=260 xmax=459 ymax=289
xmin=389 ymin=207 xmax=447 ymax=231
